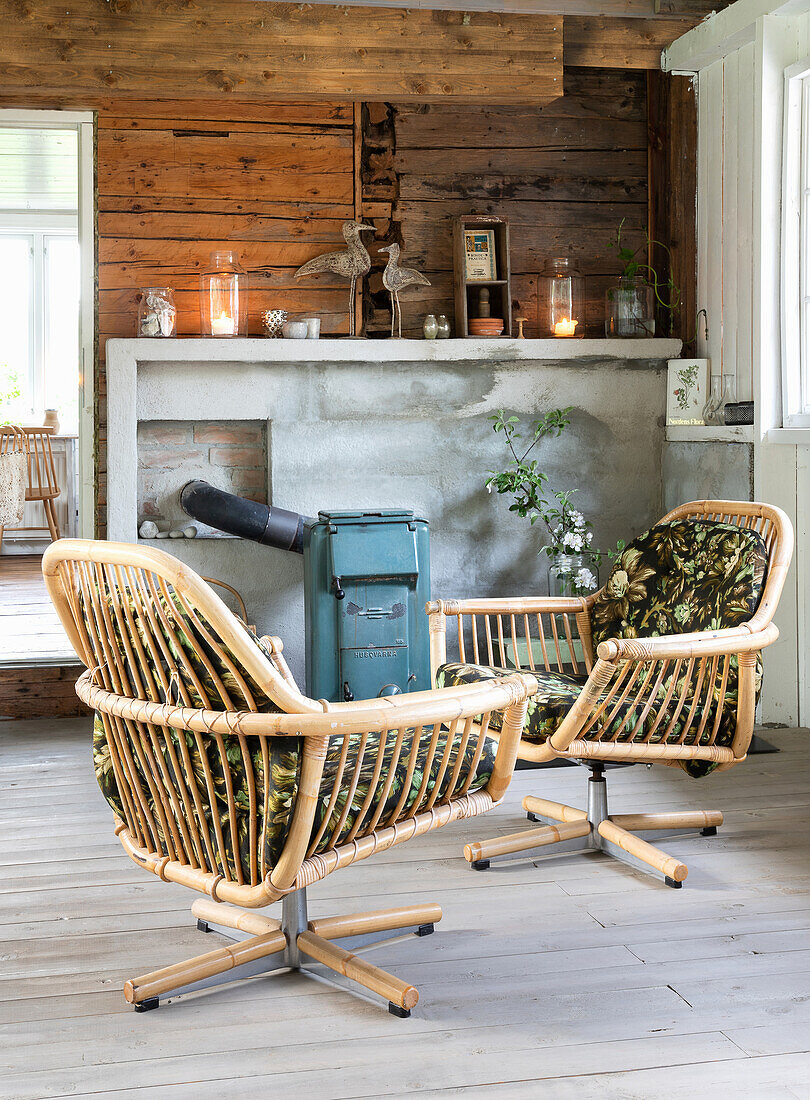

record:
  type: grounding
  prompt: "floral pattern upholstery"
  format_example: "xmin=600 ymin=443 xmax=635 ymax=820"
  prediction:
xmin=93 ymin=714 xmax=496 ymax=880
xmin=438 ymin=519 xmax=769 ymax=778
xmin=589 ymin=519 xmax=768 ymax=645
xmin=88 ymin=581 xmax=497 ymax=881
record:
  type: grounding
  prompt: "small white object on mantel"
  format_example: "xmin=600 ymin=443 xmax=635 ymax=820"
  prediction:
xmin=138 ymin=520 xmax=159 ymax=539
xmin=183 ymin=525 xmax=197 ymax=538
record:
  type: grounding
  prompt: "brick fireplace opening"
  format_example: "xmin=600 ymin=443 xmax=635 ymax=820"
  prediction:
xmin=137 ymin=420 xmax=268 ymax=538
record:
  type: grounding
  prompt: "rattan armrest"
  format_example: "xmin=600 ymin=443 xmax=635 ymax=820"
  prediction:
xmin=76 ymin=667 xmax=537 ymax=739
xmin=427 ymin=596 xmax=595 ymax=616
xmin=595 ymin=623 xmax=779 ymax=663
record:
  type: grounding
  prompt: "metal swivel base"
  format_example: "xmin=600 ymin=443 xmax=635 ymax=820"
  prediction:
xmin=465 ymin=765 xmax=723 ymax=888
xmin=125 ymin=890 xmax=441 ymax=1017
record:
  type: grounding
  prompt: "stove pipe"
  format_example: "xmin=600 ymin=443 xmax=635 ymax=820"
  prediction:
xmin=180 ymin=480 xmax=308 ymax=554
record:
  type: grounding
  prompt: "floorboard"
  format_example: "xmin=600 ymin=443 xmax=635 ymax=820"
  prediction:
xmin=1 ymin=719 xmax=809 ymax=1098
xmin=0 ymin=555 xmax=75 ymax=664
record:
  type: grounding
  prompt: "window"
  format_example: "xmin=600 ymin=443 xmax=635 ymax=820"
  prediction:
xmin=0 ymin=124 xmax=80 ymax=432
xmin=782 ymin=58 xmax=810 ymax=428
xmin=0 ymin=221 xmax=79 ymax=431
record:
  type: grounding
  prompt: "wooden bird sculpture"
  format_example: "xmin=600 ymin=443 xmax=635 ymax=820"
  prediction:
xmin=379 ymin=244 xmax=431 ymax=338
xmin=294 ymin=219 xmax=375 ymax=336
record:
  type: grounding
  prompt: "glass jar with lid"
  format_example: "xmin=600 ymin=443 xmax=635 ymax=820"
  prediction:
xmin=200 ymin=251 xmax=248 ymax=336
xmin=138 ymin=287 xmax=176 ymax=337
xmin=539 ymin=258 xmax=584 ymax=338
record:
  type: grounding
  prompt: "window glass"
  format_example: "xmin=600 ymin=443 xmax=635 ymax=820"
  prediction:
xmin=0 ymin=235 xmax=33 ymax=422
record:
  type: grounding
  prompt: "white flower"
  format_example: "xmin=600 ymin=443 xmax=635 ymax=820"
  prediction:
xmin=575 ymin=568 xmax=597 ymax=591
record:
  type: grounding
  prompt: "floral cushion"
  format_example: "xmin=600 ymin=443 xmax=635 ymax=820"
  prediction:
xmin=590 ymin=519 xmax=768 ymax=645
xmin=93 ymin=713 xmax=497 ymax=880
xmin=437 ymin=662 xmax=588 ymax=745
xmin=438 ymin=520 xmax=769 ymax=779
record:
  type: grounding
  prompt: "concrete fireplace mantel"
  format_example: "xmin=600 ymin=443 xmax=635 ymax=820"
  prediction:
xmin=107 ymin=335 xmax=680 ymax=681
xmin=110 ymin=335 xmax=681 ymax=369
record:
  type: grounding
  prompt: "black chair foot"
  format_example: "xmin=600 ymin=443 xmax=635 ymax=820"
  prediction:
xmin=665 ymin=877 xmax=683 ymax=889
xmin=415 ymin=923 xmax=434 ymax=937
xmin=389 ymin=1002 xmax=411 ymax=1018
xmin=197 ymin=919 xmax=210 ymax=933
xmin=701 ymin=826 xmax=718 ymax=837
xmin=527 ymin=812 xmax=539 ymax=823
xmin=470 ymin=859 xmax=490 ymax=872
xmin=134 ymin=997 xmax=159 ymax=1012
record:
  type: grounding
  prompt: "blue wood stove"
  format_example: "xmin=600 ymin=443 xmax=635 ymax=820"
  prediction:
xmin=180 ymin=483 xmax=430 ymax=703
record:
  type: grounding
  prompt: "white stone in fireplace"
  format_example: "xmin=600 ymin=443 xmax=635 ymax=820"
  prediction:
xmin=107 ymin=336 xmax=679 ymax=682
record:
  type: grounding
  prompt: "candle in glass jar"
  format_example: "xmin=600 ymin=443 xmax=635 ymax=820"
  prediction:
xmin=211 ymin=311 xmax=235 ymax=337
xmin=553 ymin=317 xmax=578 ymax=337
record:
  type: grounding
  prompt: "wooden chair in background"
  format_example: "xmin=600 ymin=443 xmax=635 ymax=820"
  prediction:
xmin=0 ymin=425 xmax=62 ymax=550
xmin=43 ymin=539 xmax=536 ymax=1016
xmin=428 ymin=500 xmax=793 ymax=888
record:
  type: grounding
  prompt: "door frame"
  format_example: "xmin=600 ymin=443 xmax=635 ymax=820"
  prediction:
xmin=0 ymin=108 xmax=96 ymax=540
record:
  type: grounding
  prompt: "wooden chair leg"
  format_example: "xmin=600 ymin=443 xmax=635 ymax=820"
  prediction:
xmin=464 ymin=818 xmax=591 ymax=866
xmin=43 ymin=499 xmax=60 ymax=541
xmin=523 ymin=795 xmax=588 ymax=824
xmin=308 ymin=903 xmax=442 ymax=941
xmin=0 ymin=525 xmax=4 ymax=553
xmin=297 ymin=929 xmax=420 ymax=1013
xmin=610 ymin=811 xmax=723 ymax=833
xmin=597 ymin=819 xmax=688 ymax=884
xmin=124 ymin=927 xmax=287 ymax=1008
xmin=191 ymin=898 xmax=281 ymax=937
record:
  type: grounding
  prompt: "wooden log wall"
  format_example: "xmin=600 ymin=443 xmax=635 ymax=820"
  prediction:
xmin=96 ymin=97 xmax=357 ymax=532
xmin=363 ymin=68 xmax=667 ymax=339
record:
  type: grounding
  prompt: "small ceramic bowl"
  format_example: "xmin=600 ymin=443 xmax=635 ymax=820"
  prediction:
xmin=469 ymin=317 xmax=504 ymax=337
xmin=282 ymin=319 xmax=309 ymax=340
xmin=261 ymin=309 xmax=288 ymax=338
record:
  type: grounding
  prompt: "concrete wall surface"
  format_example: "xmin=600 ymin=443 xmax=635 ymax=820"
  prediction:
xmin=109 ymin=340 xmax=672 ymax=685
xmin=662 ymin=441 xmax=753 ymax=515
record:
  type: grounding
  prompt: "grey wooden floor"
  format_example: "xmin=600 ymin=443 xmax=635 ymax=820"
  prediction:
xmin=2 ymin=719 xmax=810 ymax=1099
xmin=0 ymin=556 xmax=75 ymax=665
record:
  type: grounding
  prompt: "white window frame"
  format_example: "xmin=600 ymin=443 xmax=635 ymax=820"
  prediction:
xmin=781 ymin=55 xmax=810 ymax=429
xmin=0 ymin=109 xmax=95 ymax=539
xmin=0 ymin=215 xmax=79 ymax=423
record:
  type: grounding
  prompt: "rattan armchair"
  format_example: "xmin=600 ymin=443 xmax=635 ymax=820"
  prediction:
xmin=427 ymin=500 xmax=793 ymax=888
xmin=42 ymin=539 xmax=535 ymax=1016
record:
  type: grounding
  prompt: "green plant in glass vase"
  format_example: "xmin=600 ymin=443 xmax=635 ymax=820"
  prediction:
xmin=606 ymin=218 xmax=681 ymax=338
xmin=485 ymin=408 xmax=599 ymax=596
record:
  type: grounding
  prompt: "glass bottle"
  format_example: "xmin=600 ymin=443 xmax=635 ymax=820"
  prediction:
xmin=719 ymin=373 xmax=737 ymax=423
xmin=138 ymin=287 xmax=176 ymax=337
xmin=702 ymin=374 xmax=723 ymax=425
xmin=423 ymin=313 xmax=439 ymax=339
xmin=436 ymin=315 xmax=451 ymax=339
xmin=200 ymin=251 xmax=248 ymax=336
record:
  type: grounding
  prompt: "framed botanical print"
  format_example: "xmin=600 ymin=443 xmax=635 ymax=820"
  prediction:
xmin=666 ymin=358 xmax=709 ymax=425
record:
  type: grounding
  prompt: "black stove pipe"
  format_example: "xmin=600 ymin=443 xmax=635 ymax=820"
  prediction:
xmin=180 ymin=480 xmax=308 ymax=554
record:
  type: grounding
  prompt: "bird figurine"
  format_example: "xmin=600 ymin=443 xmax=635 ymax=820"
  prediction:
xmin=294 ymin=220 xmax=375 ymax=336
xmin=378 ymin=243 xmax=431 ymax=338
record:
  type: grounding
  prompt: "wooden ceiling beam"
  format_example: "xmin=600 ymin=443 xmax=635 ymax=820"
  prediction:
xmin=0 ymin=0 xmax=564 ymax=105
xmin=564 ymin=15 xmax=698 ymax=69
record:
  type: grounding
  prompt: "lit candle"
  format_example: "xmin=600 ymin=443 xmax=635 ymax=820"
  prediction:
xmin=553 ymin=317 xmax=578 ymax=337
xmin=211 ymin=311 xmax=235 ymax=336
